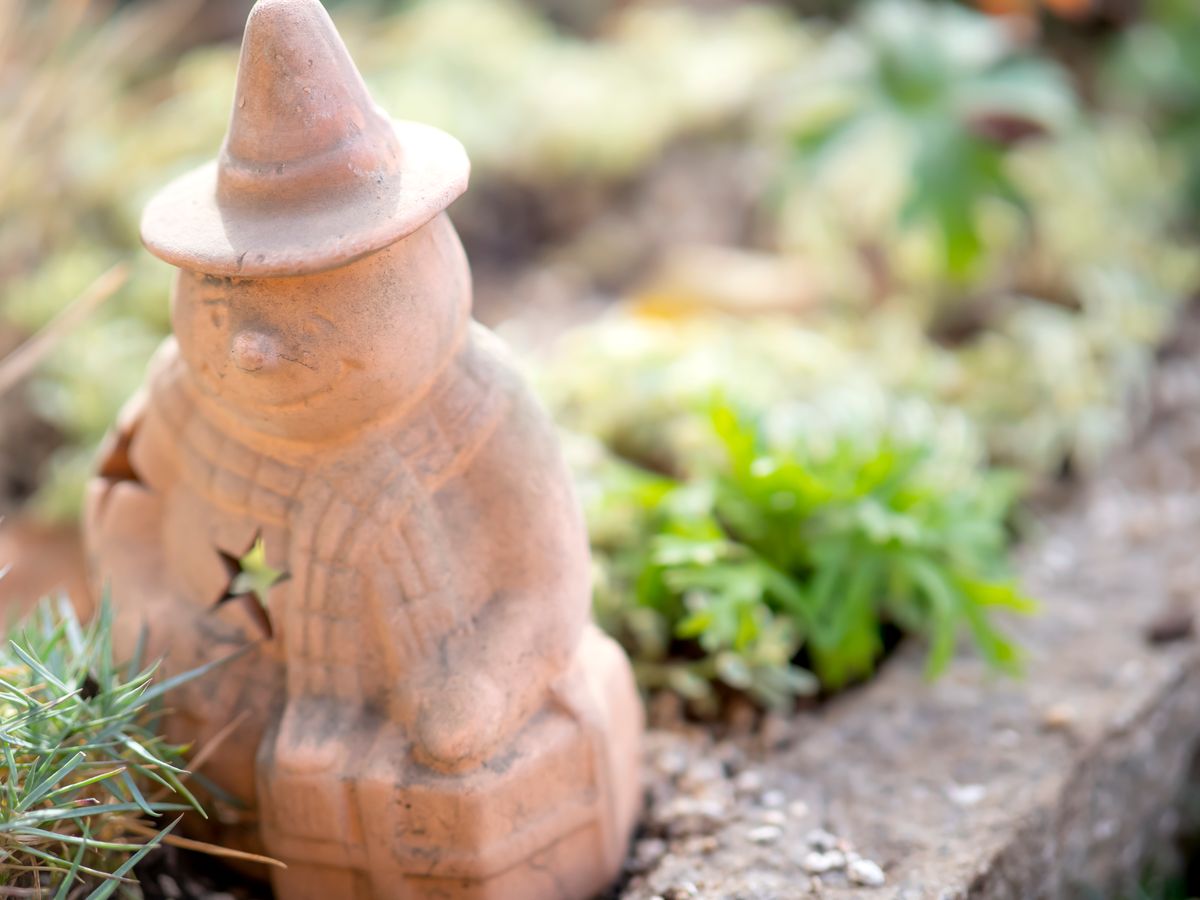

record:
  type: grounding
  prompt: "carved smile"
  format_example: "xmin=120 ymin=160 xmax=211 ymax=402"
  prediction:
xmin=199 ymin=358 xmax=348 ymax=409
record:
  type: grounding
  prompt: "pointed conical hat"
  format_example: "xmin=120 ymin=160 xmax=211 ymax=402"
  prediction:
xmin=141 ymin=0 xmax=469 ymax=278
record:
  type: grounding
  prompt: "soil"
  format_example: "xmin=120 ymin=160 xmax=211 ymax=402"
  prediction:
xmin=136 ymin=847 xmax=268 ymax=900
xmin=468 ymin=139 xmax=766 ymax=340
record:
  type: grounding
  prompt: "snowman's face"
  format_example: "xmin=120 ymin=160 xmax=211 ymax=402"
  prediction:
xmin=172 ymin=215 xmax=470 ymax=440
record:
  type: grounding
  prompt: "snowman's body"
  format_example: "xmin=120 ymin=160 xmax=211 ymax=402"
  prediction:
xmin=85 ymin=215 xmax=642 ymax=899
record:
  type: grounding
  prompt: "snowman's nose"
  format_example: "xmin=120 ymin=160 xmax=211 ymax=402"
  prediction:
xmin=231 ymin=329 xmax=280 ymax=373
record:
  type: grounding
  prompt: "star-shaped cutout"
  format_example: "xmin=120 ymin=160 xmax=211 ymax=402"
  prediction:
xmin=214 ymin=533 xmax=289 ymax=639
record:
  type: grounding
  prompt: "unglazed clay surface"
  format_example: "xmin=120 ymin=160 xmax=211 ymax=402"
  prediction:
xmin=82 ymin=1 xmax=643 ymax=897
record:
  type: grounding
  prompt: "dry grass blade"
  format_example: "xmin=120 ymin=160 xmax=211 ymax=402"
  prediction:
xmin=0 ymin=263 xmax=127 ymax=397
xmin=174 ymin=709 xmax=249 ymax=778
xmin=112 ymin=818 xmax=286 ymax=870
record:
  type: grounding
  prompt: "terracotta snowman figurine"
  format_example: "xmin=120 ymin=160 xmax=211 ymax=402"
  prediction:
xmin=82 ymin=1 xmax=643 ymax=897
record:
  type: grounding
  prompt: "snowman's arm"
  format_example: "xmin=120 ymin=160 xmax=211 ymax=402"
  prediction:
xmin=84 ymin=340 xmax=187 ymax=607
xmin=82 ymin=385 xmax=175 ymax=617
xmin=407 ymin=391 xmax=592 ymax=772
xmin=84 ymin=387 xmax=151 ymax=537
xmin=84 ymin=337 xmax=182 ymax=537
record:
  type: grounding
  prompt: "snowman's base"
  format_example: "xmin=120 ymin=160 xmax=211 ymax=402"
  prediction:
xmin=260 ymin=626 xmax=643 ymax=900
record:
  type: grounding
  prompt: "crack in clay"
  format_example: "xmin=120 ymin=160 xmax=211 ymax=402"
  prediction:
xmin=279 ymin=352 xmax=316 ymax=371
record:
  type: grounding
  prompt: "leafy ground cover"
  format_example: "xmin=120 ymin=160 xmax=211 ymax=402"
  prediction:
xmin=583 ymin=399 xmax=1030 ymax=712
xmin=548 ymin=318 xmax=1034 ymax=709
xmin=534 ymin=0 xmax=1199 ymax=709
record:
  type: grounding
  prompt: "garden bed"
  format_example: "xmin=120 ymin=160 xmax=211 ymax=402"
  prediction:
xmin=5 ymin=2 xmax=1200 ymax=896
xmin=11 ymin=311 xmax=1191 ymax=900
xmin=616 ymin=314 xmax=1200 ymax=899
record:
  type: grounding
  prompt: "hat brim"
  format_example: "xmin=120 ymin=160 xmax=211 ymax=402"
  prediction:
xmin=140 ymin=120 xmax=469 ymax=278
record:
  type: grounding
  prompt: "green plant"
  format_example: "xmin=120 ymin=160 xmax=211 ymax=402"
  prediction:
xmin=585 ymin=397 xmax=1032 ymax=712
xmin=1107 ymin=0 xmax=1200 ymax=220
xmin=0 ymin=595 xmax=227 ymax=896
xmin=775 ymin=0 xmax=1075 ymax=280
xmin=924 ymin=120 xmax=1198 ymax=475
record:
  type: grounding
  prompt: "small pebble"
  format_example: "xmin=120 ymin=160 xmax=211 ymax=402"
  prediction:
xmin=679 ymin=759 xmax=724 ymax=791
xmin=801 ymin=850 xmax=846 ymax=874
xmin=1144 ymin=606 xmax=1194 ymax=644
xmin=947 ymin=783 xmax=986 ymax=807
xmin=734 ymin=769 xmax=764 ymax=794
xmin=663 ymin=883 xmax=699 ymax=899
xmin=656 ymin=796 xmax=728 ymax=837
xmin=631 ymin=837 xmax=667 ymax=872
xmin=655 ymin=750 xmax=689 ymax=777
xmin=760 ymin=809 xmax=787 ymax=826
xmin=761 ymin=789 xmax=786 ymax=808
xmin=806 ymin=828 xmax=839 ymax=851
xmin=848 ymin=857 xmax=886 ymax=887
xmin=157 ymin=875 xmax=182 ymax=899
xmin=747 ymin=824 xmax=783 ymax=844
xmin=1042 ymin=703 xmax=1077 ymax=731
xmin=680 ymin=835 xmax=719 ymax=856
xmin=788 ymin=799 xmax=810 ymax=818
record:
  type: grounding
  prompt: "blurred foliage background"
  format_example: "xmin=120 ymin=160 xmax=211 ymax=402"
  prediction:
xmin=2 ymin=0 xmax=1200 ymax=711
